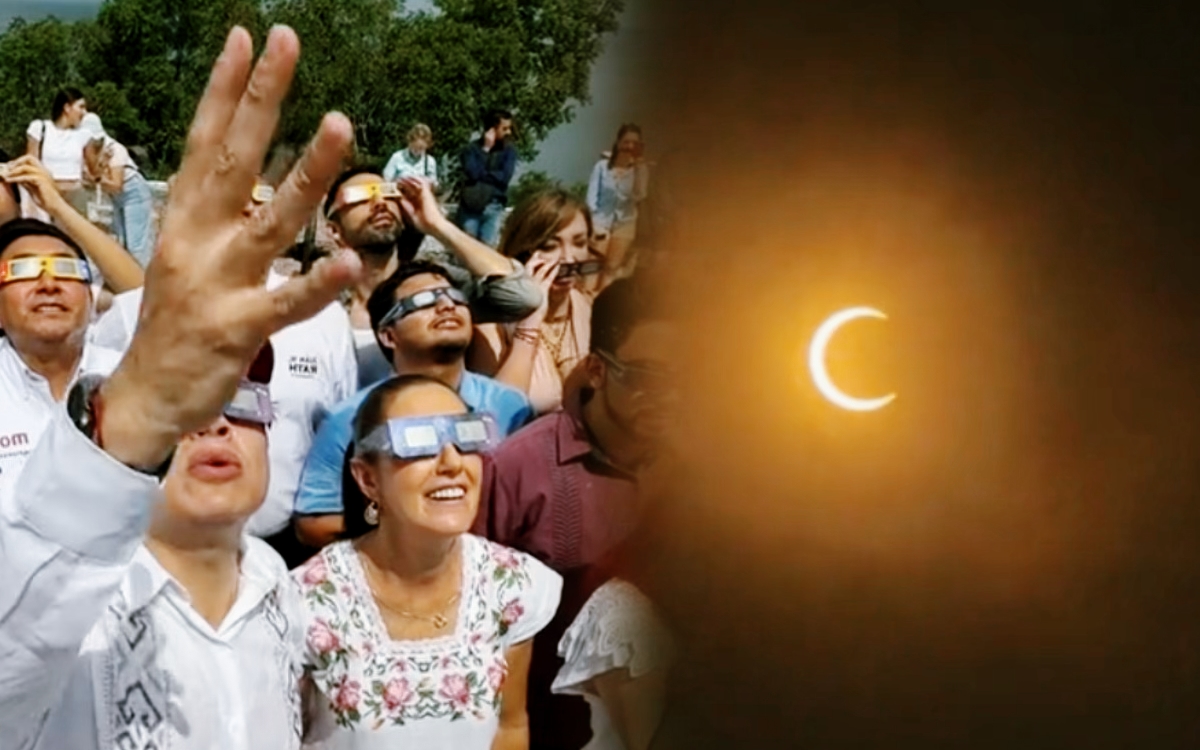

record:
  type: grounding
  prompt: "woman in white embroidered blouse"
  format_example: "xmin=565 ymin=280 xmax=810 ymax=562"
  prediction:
xmin=294 ymin=374 xmax=563 ymax=749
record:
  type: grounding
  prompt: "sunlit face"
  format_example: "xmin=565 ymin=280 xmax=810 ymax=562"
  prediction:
xmin=528 ymin=210 xmax=591 ymax=295
xmin=378 ymin=273 xmax=473 ymax=361
xmin=617 ymin=130 xmax=643 ymax=156
xmin=408 ymin=137 xmax=430 ymax=156
xmin=0 ymin=236 xmax=92 ymax=350
xmin=65 ymin=99 xmax=88 ymax=128
xmin=330 ymin=173 xmax=403 ymax=248
xmin=589 ymin=320 xmax=679 ymax=441
xmin=160 ymin=415 xmax=269 ymax=528
xmin=351 ymin=383 xmax=481 ymax=538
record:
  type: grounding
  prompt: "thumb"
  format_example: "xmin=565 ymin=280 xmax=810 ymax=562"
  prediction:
xmin=257 ymin=250 xmax=362 ymax=334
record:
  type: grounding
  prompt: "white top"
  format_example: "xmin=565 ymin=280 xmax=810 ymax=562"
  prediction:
xmin=0 ymin=410 xmax=161 ymax=748
xmin=88 ymin=272 xmax=359 ymax=536
xmin=553 ymin=579 xmax=675 ymax=750
xmin=26 ymin=119 xmax=95 ymax=182
xmin=33 ymin=538 xmax=306 ymax=750
xmin=100 ymin=138 xmax=140 ymax=183
xmin=382 ymin=148 xmax=439 ymax=187
xmin=0 ymin=336 xmax=122 ymax=490
xmin=294 ymin=535 xmax=563 ymax=749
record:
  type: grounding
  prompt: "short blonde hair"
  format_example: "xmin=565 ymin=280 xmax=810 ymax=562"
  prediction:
xmin=407 ymin=123 xmax=433 ymax=144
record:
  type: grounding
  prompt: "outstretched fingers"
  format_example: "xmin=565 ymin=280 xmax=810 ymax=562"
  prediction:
xmin=226 ymin=112 xmax=354 ymax=280
xmin=176 ymin=27 xmax=254 ymax=198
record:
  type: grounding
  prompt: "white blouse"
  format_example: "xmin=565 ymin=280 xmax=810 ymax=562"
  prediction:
xmin=553 ymin=579 xmax=675 ymax=750
xmin=295 ymin=534 xmax=563 ymax=750
xmin=26 ymin=119 xmax=93 ymax=182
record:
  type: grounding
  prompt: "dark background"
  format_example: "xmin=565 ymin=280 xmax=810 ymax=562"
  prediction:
xmin=634 ymin=1 xmax=1200 ymax=746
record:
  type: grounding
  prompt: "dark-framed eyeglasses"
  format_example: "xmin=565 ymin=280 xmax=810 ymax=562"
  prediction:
xmin=596 ymin=349 xmax=675 ymax=395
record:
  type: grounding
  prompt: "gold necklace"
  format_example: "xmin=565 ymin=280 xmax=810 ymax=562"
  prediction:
xmin=362 ymin=549 xmax=462 ymax=629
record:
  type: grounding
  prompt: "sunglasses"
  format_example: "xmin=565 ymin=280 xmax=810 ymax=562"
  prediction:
xmin=378 ymin=286 xmax=468 ymax=329
xmin=356 ymin=413 xmax=499 ymax=460
xmin=556 ymin=260 xmax=605 ymax=280
xmin=328 ymin=181 xmax=401 ymax=217
xmin=224 ymin=380 xmax=274 ymax=426
xmin=597 ymin=350 xmax=675 ymax=395
xmin=0 ymin=256 xmax=92 ymax=286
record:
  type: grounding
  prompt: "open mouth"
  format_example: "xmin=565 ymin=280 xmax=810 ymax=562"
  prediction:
xmin=32 ymin=302 xmax=68 ymax=314
xmin=432 ymin=315 xmax=463 ymax=329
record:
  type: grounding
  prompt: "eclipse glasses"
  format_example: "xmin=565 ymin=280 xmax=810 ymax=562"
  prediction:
xmin=378 ymin=286 xmax=468 ymax=329
xmin=355 ymin=413 xmax=500 ymax=460
xmin=0 ymin=257 xmax=92 ymax=287
xmin=327 ymin=181 xmax=402 ymax=217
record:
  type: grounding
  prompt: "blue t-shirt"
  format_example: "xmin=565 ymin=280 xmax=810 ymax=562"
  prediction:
xmin=293 ymin=371 xmax=532 ymax=515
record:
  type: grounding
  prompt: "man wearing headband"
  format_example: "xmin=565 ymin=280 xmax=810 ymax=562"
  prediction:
xmin=0 ymin=218 xmax=123 ymax=489
xmin=473 ymin=279 xmax=679 ymax=750
xmin=293 ymin=260 xmax=533 ymax=548
xmin=27 ymin=345 xmax=308 ymax=749
xmin=324 ymin=166 xmax=541 ymax=389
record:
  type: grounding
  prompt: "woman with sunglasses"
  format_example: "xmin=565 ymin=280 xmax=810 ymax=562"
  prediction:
xmin=294 ymin=375 xmax=562 ymax=749
xmin=470 ymin=188 xmax=614 ymax=415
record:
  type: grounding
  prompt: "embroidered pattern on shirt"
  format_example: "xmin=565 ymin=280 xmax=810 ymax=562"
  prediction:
xmin=105 ymin=603 xmax=173 ymax=750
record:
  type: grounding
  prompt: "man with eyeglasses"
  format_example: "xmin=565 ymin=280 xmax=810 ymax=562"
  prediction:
xmin=292 ymin=260 xmax=533 ymax=548
xmin=472 ymin=278 xmax=679 ymax=750
xmin=0 ymin=219 xmax=123 ymax=491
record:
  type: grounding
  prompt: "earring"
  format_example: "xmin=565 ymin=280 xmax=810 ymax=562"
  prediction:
xmin=364 ymin=502 xmax=379 ymax=526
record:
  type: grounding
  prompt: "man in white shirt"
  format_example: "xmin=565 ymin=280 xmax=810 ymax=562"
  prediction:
xmin=27 ymin=347 xmax=305 ymax=750
xmin=0 ymin=218 xmax=122 ymax=487
xmin=0 ymin=24 xmax=365 ymax=747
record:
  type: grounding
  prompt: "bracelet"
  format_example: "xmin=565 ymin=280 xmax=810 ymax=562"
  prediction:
xmin=512 ymin=327 xmax=541 ymax=346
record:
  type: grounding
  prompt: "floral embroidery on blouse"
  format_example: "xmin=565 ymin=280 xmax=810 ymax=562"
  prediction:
xmin=294 ymin=535 xmax=549 ymax=732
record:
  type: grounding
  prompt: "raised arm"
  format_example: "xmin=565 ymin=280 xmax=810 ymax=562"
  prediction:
xmin=6 ymin=155 xmax=145 ymax=292
xmin=0 ymin=26 xmax=360 ymax=739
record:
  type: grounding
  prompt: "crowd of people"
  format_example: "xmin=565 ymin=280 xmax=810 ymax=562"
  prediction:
xmin=0 ymin=23 xmax=673 ymax=750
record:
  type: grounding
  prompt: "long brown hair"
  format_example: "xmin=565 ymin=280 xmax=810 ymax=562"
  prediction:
xmin=497 ymin=187 xmax=594 ymax=264
xmin=608 ymin=123 xmax=644 ymax=169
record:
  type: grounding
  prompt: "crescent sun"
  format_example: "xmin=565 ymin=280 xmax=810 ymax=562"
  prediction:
xmin=807 ymin=307 xmax=896 ymax=411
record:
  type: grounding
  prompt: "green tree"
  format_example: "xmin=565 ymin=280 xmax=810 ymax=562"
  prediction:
xmin=0 ymin=17 xmax=92 ymax=157
xmin=0 ymin=0 xmax=622 ymax=181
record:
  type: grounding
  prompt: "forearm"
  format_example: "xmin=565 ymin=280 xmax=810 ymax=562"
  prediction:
xmin=490 ymin=721 xmax=529 ymax=750
xmin=428 ymin=215 xmax=517 ymax=277
xmin=491 ymin=333 xmax=540 ymax=395
xmin=0 ymin=412 xmax=160 ymax=741
xmin=633 ymin=164 xmax=650 ymax=202
xmin=42 ymin=191 xmax=145 ymax=292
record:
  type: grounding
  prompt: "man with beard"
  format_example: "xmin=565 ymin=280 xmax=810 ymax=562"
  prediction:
xmin=472 ymin=279 xmax=679 ymax=750
xmin=324 ymin=168 xmax=540 ymax=388
xmin=293 ymin=261 xmax=532 ymax=548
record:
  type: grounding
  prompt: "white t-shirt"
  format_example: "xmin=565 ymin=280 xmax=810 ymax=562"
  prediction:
xmin=88 ymin=270 xmax=359 ymax=537
xmin=26 ymin=119 xmax=94 ymax=182
xmin=382 ymin=148 xmax=439 ymax=187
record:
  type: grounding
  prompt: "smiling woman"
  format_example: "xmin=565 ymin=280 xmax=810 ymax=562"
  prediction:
xmin=292 ymin=374 xmax=562 ymax=749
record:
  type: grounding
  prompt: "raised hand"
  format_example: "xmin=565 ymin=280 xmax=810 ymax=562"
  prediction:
xmin=99 ymin=25 xmax=362 ymax=471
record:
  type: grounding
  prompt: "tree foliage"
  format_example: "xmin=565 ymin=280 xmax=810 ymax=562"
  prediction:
xmin=0 ymin=0 xmax=622 ymax=180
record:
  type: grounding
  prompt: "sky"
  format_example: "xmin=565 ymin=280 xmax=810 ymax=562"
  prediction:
xmin=0 ymin=0 xmax=650 ymax=184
